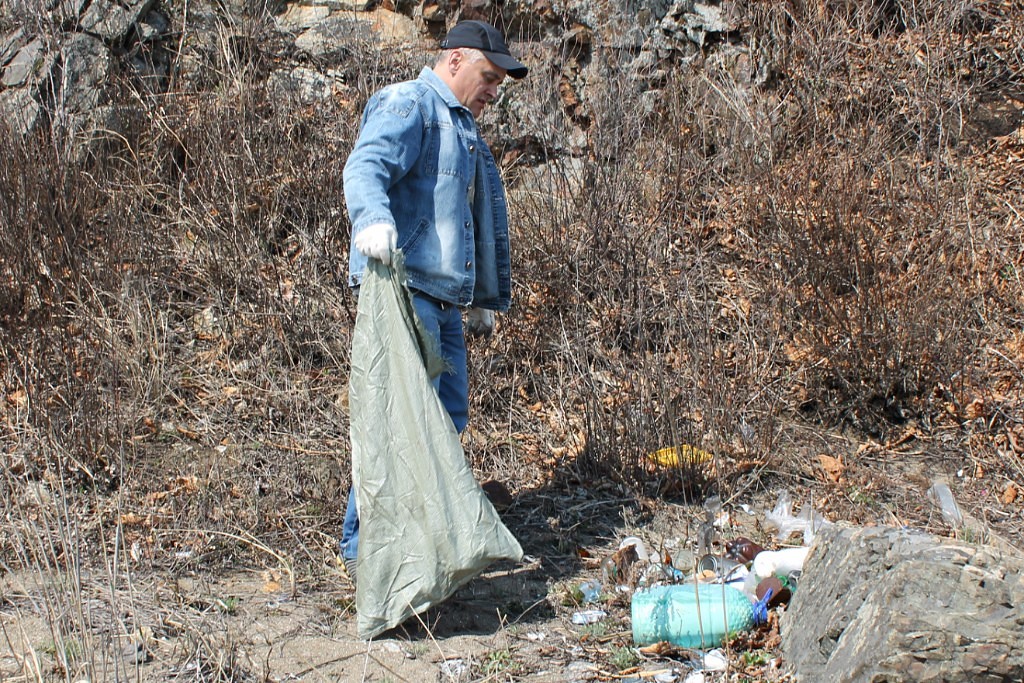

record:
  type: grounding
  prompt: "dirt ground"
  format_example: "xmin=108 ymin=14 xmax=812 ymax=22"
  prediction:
xmin=0 ymin=487 xmax=802 ymax=682
xmin=1 ymin=423 xmax=1019 ymax=682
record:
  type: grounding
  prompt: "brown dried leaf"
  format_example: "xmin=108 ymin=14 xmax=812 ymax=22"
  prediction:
xmin=637 ymin=641 xmax=678 ymax=656
xmin=965 ymin=398 xmax=986 ymax=420
xmin=119 ymin=513 xmax=147 ymax=527
xmin=817 ymin=454 xmax=844 ymax=483
xmin=1002 ymin=483 xmax=1018 ymax=505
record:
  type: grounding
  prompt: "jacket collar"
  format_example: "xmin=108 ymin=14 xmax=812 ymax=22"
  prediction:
xmin=419 ymin=67 xmax=468 ymax=113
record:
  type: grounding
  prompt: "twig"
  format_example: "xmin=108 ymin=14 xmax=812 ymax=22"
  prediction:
xmin=985 ymin=346 xmax=1024 ymax=385
xmin=263 ymin=440 xmax=346 ymax=456
xmin=160 ymin=527 xmax=295 ymax=597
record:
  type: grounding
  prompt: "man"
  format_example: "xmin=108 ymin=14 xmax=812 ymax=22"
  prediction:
xmin=339 ymin=20 xmax=528 ymax=581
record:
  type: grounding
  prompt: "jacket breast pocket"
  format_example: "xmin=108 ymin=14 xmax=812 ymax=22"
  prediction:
xmin=424 ymin=121 xmax=468 ymax=179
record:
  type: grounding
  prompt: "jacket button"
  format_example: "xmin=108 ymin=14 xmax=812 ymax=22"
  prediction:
xmin=469 ymin=144 xmax=475 ymax=152
xmin=466 ymin=260 xmax=472 ymax=269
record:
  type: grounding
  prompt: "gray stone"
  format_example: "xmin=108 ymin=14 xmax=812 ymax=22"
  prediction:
xmin=507 ymin=157 xmax=589 ymax=212
xmin=137 ymin=10 xmax=171 ymax=42
xmin=52 ymin=33 xmax=114 ymax=113
xmin=691 ymin=1 xmax=739 ymax=34
xmin=2 ymin=38 xmax=46 ymax=88
xmin=0 ymin=87 xmax=43 ymax=135
xmin=129 ymin=48 xmax=171 ymax=93
xmin=364 ymin=8 xmax=424 ymax=48
xmin=782 ymin=524 xmax=1024 ymax=683
xmin=314 ymin=0 xmax=374 ymax=10
xmin=80 ymin=0 xmax=158 ymax=43
xmin=267 ymin=66 xmax=345 ymax=105
xmin=62 ymin=104 xmax=131 ymax=154
xmin=0 ymin=27 xmax=28 ymax=69
xmin=275 ymin=4 xmax=331 ymax=32
xmin=47 ymin=0 xmax=89 ymax=23
xmin=655 ymin=0 xmax=740 ymax=48
xmin=295 ymin=9 xmax=424 ymax=58
xmin=550 ymin=0 xmax=676 ymax=37
xmin=662 ymin=1 xmax=740 ymax=47
xmin=495 ymin=0 xmax=673 ymax=48
xmin=295 ymin=15 xmax=365 ymax=59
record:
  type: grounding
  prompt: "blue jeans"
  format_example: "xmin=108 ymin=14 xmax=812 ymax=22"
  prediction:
xmin=339 ymin=293 xmax=469 ymax=561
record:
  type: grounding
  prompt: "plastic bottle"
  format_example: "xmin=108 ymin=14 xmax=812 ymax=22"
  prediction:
xmin=572 ymin=609 xmax=607 ymax=625
xmin=579 ymin=579 xmax=602 ymax=603
xmin=742 ymin=546 xmax=810 ymax=599
xmin=631 ymin=583 xmax=764 ymax=648
xmin=619 ymin=536 xmax=649 ymax=561
xmin=725 ymin=537 xmax=764 ymax=563
xmin=764 ymin=490 xmax=832 ymax=543
xmin=927 ymin=480 xmax=963 ymax=529
xmin=751 ymin=546 xmax=809 ymax=580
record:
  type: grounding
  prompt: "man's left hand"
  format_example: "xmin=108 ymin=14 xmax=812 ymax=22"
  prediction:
xmin=465 ymin=307 xmax=495 ymax=338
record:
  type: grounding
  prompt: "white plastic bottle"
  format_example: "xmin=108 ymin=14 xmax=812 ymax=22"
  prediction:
xmin=742 ymin=546 xmax=810 ymax=599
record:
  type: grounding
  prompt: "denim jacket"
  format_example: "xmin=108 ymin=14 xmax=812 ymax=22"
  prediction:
xmin=344 ymin=67 xmax=512 ymax=311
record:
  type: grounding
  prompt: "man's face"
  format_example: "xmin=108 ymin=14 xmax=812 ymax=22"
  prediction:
xmin=449 ymin=51 xmax=507 ymax=118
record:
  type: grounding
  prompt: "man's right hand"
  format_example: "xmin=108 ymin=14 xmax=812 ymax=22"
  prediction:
xmin=353 ymin=223 xmax=397 ymax=265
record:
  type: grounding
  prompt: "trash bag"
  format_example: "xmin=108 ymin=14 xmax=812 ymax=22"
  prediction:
xmin=349 ymin=251 xmax=523 ymax=639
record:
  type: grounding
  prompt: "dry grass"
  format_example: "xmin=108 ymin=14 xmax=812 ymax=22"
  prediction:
xmin=1 ymin=0 xmax=1023 ymax=678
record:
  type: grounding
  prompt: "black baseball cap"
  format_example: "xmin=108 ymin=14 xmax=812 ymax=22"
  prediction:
xmin=439 ymin=20 xmax=529 ymax=79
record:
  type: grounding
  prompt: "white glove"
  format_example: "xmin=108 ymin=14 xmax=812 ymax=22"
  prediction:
xmin=465 ymin=307 xmax=495 ymax=338
xmin=353 ymin=222 xmax=397 ymax=265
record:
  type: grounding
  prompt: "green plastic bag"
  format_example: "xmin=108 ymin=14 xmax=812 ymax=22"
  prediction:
xmin=349 ymin=252 xmax=523 ymax=639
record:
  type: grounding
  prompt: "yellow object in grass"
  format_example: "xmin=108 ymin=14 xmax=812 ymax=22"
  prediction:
xmin=648 ymin=444 xmax=713 ymax=467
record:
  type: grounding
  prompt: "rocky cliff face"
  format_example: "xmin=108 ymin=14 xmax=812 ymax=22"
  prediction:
xmin=0 ymin=0 xmax=751 ymax=156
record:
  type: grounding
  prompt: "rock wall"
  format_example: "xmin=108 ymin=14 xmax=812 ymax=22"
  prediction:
xmin=0 ymin=0 xmax=748 ymax=151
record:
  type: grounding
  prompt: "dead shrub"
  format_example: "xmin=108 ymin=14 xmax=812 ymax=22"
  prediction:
xmin=732 ymin=0 xmax=1002 ymax=431
xmin=0 ymin=8 xmax=366 ymax=569
xmin=746 ymin=138 xmax=973 ymax=428
xmin=480 ymin=53 xmax=787 ymax=500
xmin=1 ymin=0 xmax=1020 ymax=581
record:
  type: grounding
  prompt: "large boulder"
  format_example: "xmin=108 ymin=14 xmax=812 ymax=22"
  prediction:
xmin=0 ymin=27 xmax=28 ymax=68
xmin=781 ymin=524 xmax=1024 ymax=683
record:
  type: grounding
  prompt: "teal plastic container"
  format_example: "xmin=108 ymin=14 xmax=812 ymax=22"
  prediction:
xmin=631 ymin=583 xmax=755 ymax=648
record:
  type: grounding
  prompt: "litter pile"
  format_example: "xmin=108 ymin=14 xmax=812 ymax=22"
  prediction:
xmin=565 ymin=476 xmax=1024 ymax=683
xmin=569 ymin=490 xmax=830 ymax=681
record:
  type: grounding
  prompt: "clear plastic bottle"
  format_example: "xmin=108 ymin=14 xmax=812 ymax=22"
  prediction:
xmin=927 ymin=480 xmax=964 ymax=529
xmin=631 ymin=583 xmax=762 ymax=648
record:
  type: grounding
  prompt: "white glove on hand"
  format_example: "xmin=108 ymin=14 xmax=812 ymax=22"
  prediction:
xmin=353 ymin=222 xmax=397 ymax=265
xmin=465 ymin=307 xmax=495 ymax=338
